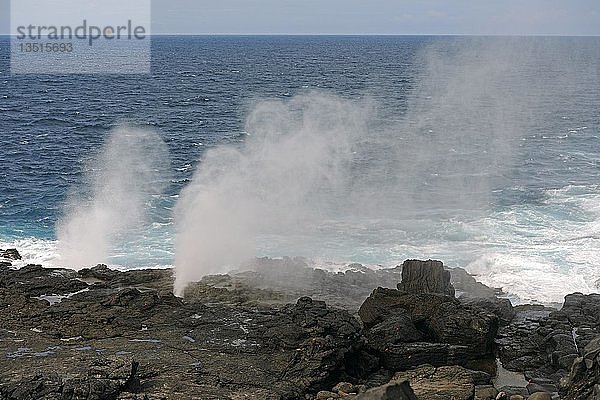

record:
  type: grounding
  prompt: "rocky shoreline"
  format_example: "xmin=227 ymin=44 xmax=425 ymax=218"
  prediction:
xmin=0 ymin=249 xmax=598 ymax=400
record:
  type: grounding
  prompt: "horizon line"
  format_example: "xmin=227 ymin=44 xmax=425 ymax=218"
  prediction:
xmin=1 ymin=33 xmax=599 ymax=37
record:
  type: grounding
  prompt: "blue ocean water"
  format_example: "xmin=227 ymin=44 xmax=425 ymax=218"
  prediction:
xmin=0 ymin=36 xmax=599 ymax=304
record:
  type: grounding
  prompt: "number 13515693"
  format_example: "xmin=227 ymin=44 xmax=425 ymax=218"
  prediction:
xmin=18 ymin=43 xmax=73 ymax=53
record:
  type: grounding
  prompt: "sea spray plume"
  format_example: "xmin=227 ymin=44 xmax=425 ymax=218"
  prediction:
xmin=173 ymin=94 xmax=371 ymax=295
xmin=372 ymin=38 xmax=526 ymax=212
xmin=57 ymin=125 xmax=171 ymax=268
xmin=174 ymin=39 xmax=553 ymax=295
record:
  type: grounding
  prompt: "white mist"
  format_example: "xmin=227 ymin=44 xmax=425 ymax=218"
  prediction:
xmin=173 ymin=38 xmax=575 ymax=295
xmin=57 ymin=125 xmax=170 ymax=268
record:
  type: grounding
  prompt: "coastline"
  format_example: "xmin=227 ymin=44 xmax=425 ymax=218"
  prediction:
xmin=1 ymin=250 xmax=598 ymax=399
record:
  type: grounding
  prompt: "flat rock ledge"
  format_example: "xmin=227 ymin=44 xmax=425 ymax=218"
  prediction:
xmin=0 ymin=257 xmax=598 ymax=400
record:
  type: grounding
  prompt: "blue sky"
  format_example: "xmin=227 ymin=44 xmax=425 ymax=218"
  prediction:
xmin=1 ymin=0 xmax=599 ymax=35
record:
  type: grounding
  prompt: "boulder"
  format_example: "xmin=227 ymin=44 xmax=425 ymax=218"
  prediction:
xmin=332 ymin=381 xmax=356 ymax=394
xmin=527 ymin=393 xmax=552 ymax=400
xmin=355 ymin=381 xmax=418 ymax=400
xmin=359 ymin=287 xmax=498 ymax=363
xmin=358 ymin=287 xmax=454 ymax=329
xmin=397 ymin=260 xmax=455 ymax=297
xmin=362 ymin=309 xmax=423 ymax=350
xmin=460 ymin=297 xmax=515 ymax=326
xmin=391 ymin=364 xmax=489 ymax=400
xmin=429 ymin=301 xmax=499 ymax=355
xmin=475 ymin=385 xmax=498 ymax=400
xmin=316 ymin=390 xmax=339 ymax=399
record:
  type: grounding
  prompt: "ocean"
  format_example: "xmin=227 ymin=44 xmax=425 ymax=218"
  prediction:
xmin=0 ymin=36 xmax=598 ymax=304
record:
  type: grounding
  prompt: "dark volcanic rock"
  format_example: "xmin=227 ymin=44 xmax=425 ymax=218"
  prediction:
xmin=1 ymin=358 xmax=139 ymax=400
xmin=0 ymin=248 xmax=21 ymax=260
xmin=560 ymin=293 xmax=600 ymax=348
xmin=459 ymin=297 xmax=515 ymax=326
xmin=429 ymin=301 xmax=498 ymax=355
xmin=358 ymin=286 xmax=498 ymax=367
xmin=496 ymin=293 xmax=600 ymax=396
xmin=184 ymin=257 xmax=404 ymax=311
xmin=363 ymin=310 xmax=424 ymax=350
xmin=255 ymin=296 xmax=365 ymax=394
xmin=1 ymin=262 xmax=368 ymax=400
xmin=358 ymin=287 xmax=454 ymax=329
xmin=78 ymin=265 xmax=174 ymax=296
xmin=561 ymin=335 xmax=600 ymax=400
xmin=180 ymin=257 xmax=498 ymax=312
xmin=496 ymin=306 xmax=555 ymax=372
xmin=78 ymin=264 xmax=124 ymax=282
xmin=0 ymin=264 xmax=89 ymax=296
xmin=397 ymin=259 xmax=455 ymax=297
xmin=5 ymin=254 xmax=581 ymax=400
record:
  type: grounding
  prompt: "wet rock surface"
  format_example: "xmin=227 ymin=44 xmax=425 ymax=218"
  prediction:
xmin=1 ymin=256 xmax=598 ymax=399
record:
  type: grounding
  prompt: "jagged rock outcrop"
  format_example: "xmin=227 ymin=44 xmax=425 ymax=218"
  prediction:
xmin=429 ymin=300 xmax=498 ymax=354
xmin=495 ymin=293 xmax=600 ymax=400
xmin=397 ymin=259 xmax=455 ymax=297
xmin=459 ymin=297 xmax=515 ymax=326
xmin=0 ymin=264 xmax=88 ymax=296
xmin=0 ymin=248 xmax=21 ymax=261
xmin=358 ymin=284 xmax=498 ymax=369
xmin=561 ymin=335 xmax=600 ymax=400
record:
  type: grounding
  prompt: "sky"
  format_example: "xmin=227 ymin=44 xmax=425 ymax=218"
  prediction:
xmin=1 ymin=0 xmax=599 ymax=35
